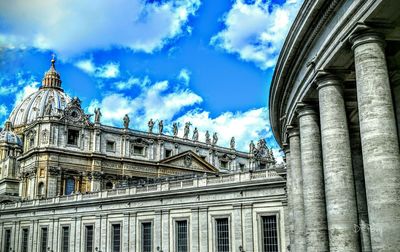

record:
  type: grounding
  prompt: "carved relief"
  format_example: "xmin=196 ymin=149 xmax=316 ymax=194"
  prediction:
xmin=41 ymin=129 xmax=49 ymax=144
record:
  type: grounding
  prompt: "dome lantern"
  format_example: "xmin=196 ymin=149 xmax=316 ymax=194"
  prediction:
xmin=41 ymin=55 xmax=62 ymax=89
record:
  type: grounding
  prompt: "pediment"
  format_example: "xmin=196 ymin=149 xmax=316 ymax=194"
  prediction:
xmin=159 ymin=150 xmax=218 ymax=173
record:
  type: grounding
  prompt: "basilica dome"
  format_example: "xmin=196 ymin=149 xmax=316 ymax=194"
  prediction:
xmin=8 ymin=58 xmax=71 ymax=128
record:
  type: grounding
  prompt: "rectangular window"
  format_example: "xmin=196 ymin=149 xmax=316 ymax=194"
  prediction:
xmin=111 ymin=224 xmax=121 ymax=252
xmin=67 ymin=129 xmax=79 ymax=145
xmin=165 ymin=149 xmax=172 ymax=158
xmin=85 ymin=225 xmax=94 ymax=252
xmin=133 ymin=145 xmax=145 ymax=155
xmin=4 ymin=229 xmax=11 ymax=252
xmin=239 ymin=163 xmax=245 ymax=171
xmin=261 ymin=216 xmax=279 ymax=252
xmin=176 ymin=220 xmax=188 ymax=252
xmin=259 ymin=163 xmax=266 ymax=170
xmin=21 ymin=228 xmax=29 ymax=252
xmin=41 ymin=227 xmax=48 ymax=252
xmin=215 ymin=218 xmax=230 ymax=252
xmin=220 ymin=160 xmax=228 ymax=169
xmin=106 ymin=141 xmax=115 ymax=152
xmin=62 ymin=226 xmax=70 ymax=252
xmin=141 ymin=222 xmax=152 ymax=252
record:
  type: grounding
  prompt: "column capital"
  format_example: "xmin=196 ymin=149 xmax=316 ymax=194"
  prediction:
xmin=350 ymin=31 xmax=386 ymax=51
xmin=316 ymin=74 xmax=343 ymax=91
xmin=286 ymin=126 xmax=300 ymax=139
xmin=296 ymin=103 xmax=317 ymax=118
xmin=282 ymin=143 xmax=290 ymax=154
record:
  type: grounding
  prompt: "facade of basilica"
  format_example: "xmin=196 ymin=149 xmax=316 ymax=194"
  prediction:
xmin=0 ymin=58 xmax=285 ymax=251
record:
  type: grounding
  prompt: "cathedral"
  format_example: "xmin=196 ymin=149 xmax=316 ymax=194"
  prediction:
xmin=0 ymin=58 xmax=286 ymax=252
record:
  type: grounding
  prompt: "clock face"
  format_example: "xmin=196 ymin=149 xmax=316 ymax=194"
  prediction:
xmin=68 ymin=108 xmax=81 ymax=121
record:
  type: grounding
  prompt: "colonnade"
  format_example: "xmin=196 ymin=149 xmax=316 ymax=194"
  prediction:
xmin=285 ymin=32 xmax=400 ymax=251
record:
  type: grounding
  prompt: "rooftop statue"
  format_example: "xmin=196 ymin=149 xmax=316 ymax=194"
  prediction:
xmin=158 ymin=120 xmax=163 ymax=134
xmin=249 ymin=140 xmax=255 ymax=154
xmin=192 ymin=127 xmax=199 ymax=141
xmin=173 ymin=122 xmax=178 ymax=137
xmin=94 ymin=108 xmax=101 ymax=124
xmin=123 ymin=114 xmax=130 ymax=129
xmin=230 ymin=137 xmax=235 ymax=149
xmin=148 ymin=119 xmax=154 ymax=133
xmin=212 ymin=132 xmax=218 ymax=145
xmin=205 ymin=130 xmax=211 ymax=144
xmin=183 ymin=122 xmax=191 ymax=139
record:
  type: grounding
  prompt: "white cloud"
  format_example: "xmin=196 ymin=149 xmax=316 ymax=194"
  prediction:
xmin=14 ymin=81 xmax=40 ymax=106
xmin=210 ymin=0 xmax=302 ymax=70
xmin=175 ymin=108 xmax=271 ymax=152
xmin=87 ymin=77 xmax=203 ymax=127
xmin=178 ymin=68 xmax=191 ymax=86
xmin=75 ymin=59 xmax=120 ymax=78
xmin=0 ymin=104 xmax=7 ymax=117
xmin=114 ymin=76 xmax=150 ymax=90
xmin=0 ymin=0 xmax=201 ymax=59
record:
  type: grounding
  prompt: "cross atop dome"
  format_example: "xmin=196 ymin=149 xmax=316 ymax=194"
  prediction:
xmin=41 ymin=55 xmax=62 ymax=90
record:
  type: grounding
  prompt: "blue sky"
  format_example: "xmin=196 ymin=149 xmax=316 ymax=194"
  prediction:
xmin=0 ymin=0 xmax=302 ymax=160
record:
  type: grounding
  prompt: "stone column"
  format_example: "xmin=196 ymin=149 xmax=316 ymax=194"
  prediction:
xmin=287 ymin=128 xmax=306 ymax=252
xmin=191 ymin=208 xmax=200 ymax=252
xmin=129 ymin=213 xmax=137 ymax=252
xmin=232 ymin=204 xmax=243 ymax=251
xmin=162 ymin=210 xmax=170 ymax=252
xmin=351 ymin=32 xmax=400 ymax=251
xmin=123 ymin=213 xmax=130 ymax=252
xmin=298 ymin=106 xmax=329 ymax=251
xmin=317 ymin=76 xmax=359 ymax=251
xmin=199 ymin=207 xmax=208 ymax=252
xmin=349 ymin=126 xmax=371 ymax=252
xmin=154 ymin=210 xmax=162 ymax=250
xmin=283 ymin=146 xmax=295 ymax=251
xmin=242 ymin=204 xmax=254 ymax=251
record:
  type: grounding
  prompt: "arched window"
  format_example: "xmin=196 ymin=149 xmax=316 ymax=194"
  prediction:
xmin=105 ymin=181 xmax=113 ymax=190
xmin=38 ymin=182 xmax=45 ymax=197
xmin=65 ymin=178 xmax=75 ymax=195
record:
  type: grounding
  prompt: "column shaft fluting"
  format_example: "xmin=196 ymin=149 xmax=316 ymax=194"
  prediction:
xmin=288 ymin=129 xmax=306 ymax=252
xmin=298 ymin=107 xmax=329 ymax=251
xmin=352 ymin=32 xmax=400 ymax=251
xmin=317 ymin=78 xmax=359 ymax=251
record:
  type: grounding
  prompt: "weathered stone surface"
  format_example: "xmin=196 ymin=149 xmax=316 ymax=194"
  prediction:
xmin=288 ymin=128 xmax=306 ymax=252
xmin=352 ymin=32 xmax=400 ymax=251
xmin=317 ymin=77 xmax=359 ymax=251
xmin=349 ymin=126 xmax=372 ymax=252
xmin=298 ymin=107 xmax=329 ymax=251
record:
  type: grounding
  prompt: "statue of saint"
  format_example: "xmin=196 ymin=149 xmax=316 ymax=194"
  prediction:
xmin=45 ymin=101 xmax=53 ymax=116
xmin=94 ymin=108 xmax=101 ymax=124
xmin=249 ymin=140 xmax=255 ymax=154
xmin=158 ymin=120 xmax=164 ymax=134
xmin=148 ymin=119 xmax=154 ymax=133
xmin=173 ymin=122 xmax=178 ymax=137
xmin=205 ymin=130 xmax=211 ymax=144
xmin=230 ymin=137 xmax=235 ymax=149
xmin=212 ymin=132 xmax=218 ymax=145
xmin=192 ymin=127 xmax=199 ymax=141
xmin=183 ymin=122 xmax=191 ymax=139
xmin=123 ymin=114 xmax=130 ymax=129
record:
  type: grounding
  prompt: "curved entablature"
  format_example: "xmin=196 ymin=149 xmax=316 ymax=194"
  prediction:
xmin=269 ymin=0 xmax=400 ymax=146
